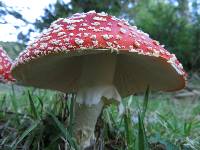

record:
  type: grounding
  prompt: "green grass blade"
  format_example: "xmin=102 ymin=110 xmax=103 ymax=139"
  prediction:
xmin=10 ymin=85 xmax=20 ymax=124
xmin=37 ymin=96 xmax=44 ymax=113
xmin=44 ymin=136 xmax=60 ymax=150
xmin=11 ymin=120 xmax=40 ymax=150
xmin=157 ymin=113 xmax=174 ymax=131
xmin=141 ymin=86 xmax=150 ymax=120
xmin=124 ymin=109 xmax=133 ymax=150
xmin=11 ymin=84 xmax=16 ymax=97
xmin=104 ymin=108 xmax=113 ymax=130
xmin=138 ymin=113 xmax=145 ymax=150
xmin=69 ymin=94 xmax=75 ymax=136
xmin=28 ymin=90 xmax=39 ymax=119
xmin=138 ymin=113 xmax=149 ymax=150
xmin=47 ymin=110 xmax=78 ymax=150
xmin=138 ymin=86 xmax=150 ymax=150
xmin=47 ymin=111 xmax=67 ymax=137
xmin=184 ymin=121 xmax=192 ymax=136
xmin=0 ymin=94 xmax=6 ymax=110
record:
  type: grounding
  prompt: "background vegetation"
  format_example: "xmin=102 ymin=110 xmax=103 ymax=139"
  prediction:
xmin=0 ymin=0 xmax=200 ymax=149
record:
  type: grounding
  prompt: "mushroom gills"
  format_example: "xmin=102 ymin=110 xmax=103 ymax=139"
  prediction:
xmin=74 ymin=54 xmax=121 ymax=148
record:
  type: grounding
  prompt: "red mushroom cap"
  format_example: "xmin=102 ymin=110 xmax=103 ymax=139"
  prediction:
xmin=0 ymin=46 xmax=15 ymax=83
xmin=11 ymin=11 xmax=186 ymax=96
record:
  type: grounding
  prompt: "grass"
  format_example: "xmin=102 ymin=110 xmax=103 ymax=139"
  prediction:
xmin=0 ymin=84 xmax=199 ymax=150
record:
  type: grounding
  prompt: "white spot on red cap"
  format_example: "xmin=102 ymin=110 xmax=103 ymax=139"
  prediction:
xmin=92 ymin=40 xmax=98 ymax=46
xmin=57 ymin=32 xmax=66 ymax=37
xmin=69 ymin=33 xmax=74 ymax=37
xmin=106 ymin=42 xmax=113 ymax=47
xmin=75 ymin=38 xmax=84 ymax=45
xmin=117 ymin=22 xmax=123 ymax=27
xmin=64 ymin=38 xmax=70 ymax=43
xmin=93 ymin=16 xmax=107 ymax=21
xmin=152 ymin=49 xmax=160 ymax=57
xmin=50 ymin=39 xmax=60 ymax=45
xmin=107 ymin=22 xmax=112 ymax=26
xmin=66 ymin=25 xmax=76 ymax=30
xmin=88 ymin=26 xmax=95 ymax=30
xmin=84 ymin=33 xmax=90 ymax=37
xmin=153 ymin=40 xmax=160 ymax=46
xmin=52 ymin=28 xmax=63 ymax=33
xmin=90 ymin=35 xmax=97 ymax=40
xmin=93 ymin=28 xmax=103 ymax=32
xmin=81 ymin=23 xmax=88 ymax=27
xmin=40 ymin=36 xmax=51 ymax=41
xmin=79 ymin=28 xmax=86 ymax=31
xmin=87 ymin=10 xmax=96 ymax=14
xmin=97 ymin=12 xmax=108 ymax=17
xmin=120 ymin=28 xmax=127 ymax=34
xmin=102 ymin=34 xmax=113 ymax=40
xmin=39 ymin=43 xmax=48 ymax=49
xmin=116 ymin=35 xmax=122 ymax=40
xmin=134 ymin=41 xmax=140 ymax=48
xmin=63 ymin=18 xmax=83 ymax=24
xmin=91 ymin=22 xmax=101 ymax=26
xmin=104 ymin=27 xmax=111 ymax=32
xmin=76 ymin=33 xmax=82 ymax=37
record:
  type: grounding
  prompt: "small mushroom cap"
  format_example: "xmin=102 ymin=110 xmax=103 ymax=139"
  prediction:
xmin=11 ymin=11 xmax=186 ymax=97
xmin=0 ymin=46 xmax=15 ymax=83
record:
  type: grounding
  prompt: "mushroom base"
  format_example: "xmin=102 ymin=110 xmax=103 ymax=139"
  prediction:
xmin=74 ymin=100 xmax=104 ymax=149
xmin=74 ymin=85 xmax=121 ymax=149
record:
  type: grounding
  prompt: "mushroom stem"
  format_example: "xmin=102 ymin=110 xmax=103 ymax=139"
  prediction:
xmin=74 ymin=54 xmax=121 ymax=148
xmin=74 ymin=100 xmax=104 ymax=149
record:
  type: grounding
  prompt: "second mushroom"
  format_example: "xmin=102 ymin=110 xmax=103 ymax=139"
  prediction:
xmin=0 ymin=46 xmax=15 ymax=83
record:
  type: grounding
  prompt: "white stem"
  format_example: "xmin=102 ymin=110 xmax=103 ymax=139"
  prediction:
xmin=73 ymin=54 xmax=121 ymax=149
xmin=74 ymin=100 xmax=104 ymax=149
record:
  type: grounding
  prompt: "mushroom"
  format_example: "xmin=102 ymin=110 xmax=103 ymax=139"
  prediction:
xmin=11 ymin=11 xmax=186 ymax=148
xmin=0 ymin=46 xmax=15 ymax=83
